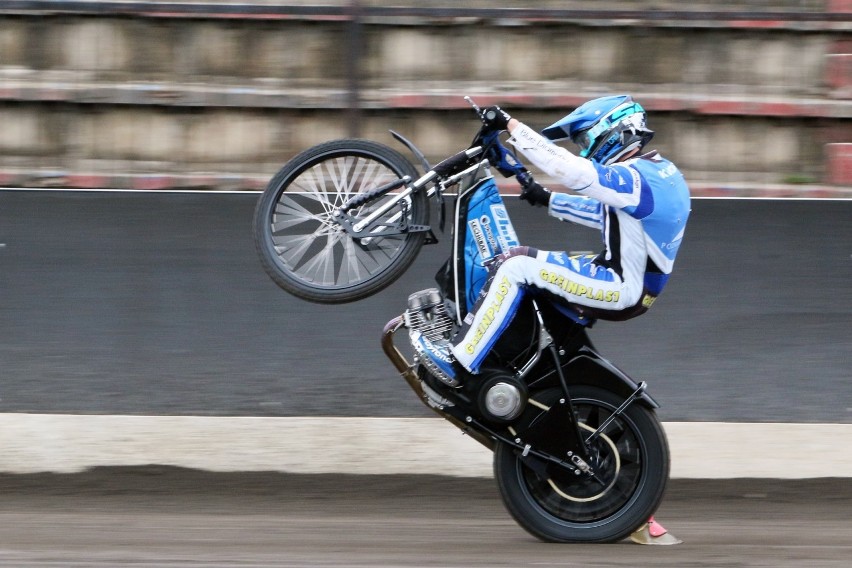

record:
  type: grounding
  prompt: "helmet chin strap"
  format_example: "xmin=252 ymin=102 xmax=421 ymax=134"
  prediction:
xmin=595 ymin=120 xmax=653 ymax=165
xmin=603 ymin=140 xmax=643 ymax=165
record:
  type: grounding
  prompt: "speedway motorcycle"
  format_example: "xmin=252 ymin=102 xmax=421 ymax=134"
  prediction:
xmin=252 ymin=99 xmax=671 ymax=543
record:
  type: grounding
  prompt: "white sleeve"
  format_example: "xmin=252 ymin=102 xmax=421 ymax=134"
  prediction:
xmin=509 ymin=122 xmax=644 ymax=212
xmin=548 ymin=193 xmax=604 ymax=229
xmin=508 ymin=122 xmax=598 ymax=191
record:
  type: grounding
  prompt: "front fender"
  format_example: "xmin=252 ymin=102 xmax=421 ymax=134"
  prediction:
xmin=390 ymin=129 xmax=430 ymax=173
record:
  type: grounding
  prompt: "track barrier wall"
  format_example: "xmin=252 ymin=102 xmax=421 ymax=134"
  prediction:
xmin=1 ymin=190 xmax=850 ymax=476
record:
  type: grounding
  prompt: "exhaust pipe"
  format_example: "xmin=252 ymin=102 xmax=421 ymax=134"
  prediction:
xmin=381 ymin=316 xmax=494 ymax=450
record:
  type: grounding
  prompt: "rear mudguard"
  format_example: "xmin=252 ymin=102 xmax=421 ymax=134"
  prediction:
xmin=528 ymin=344 xmax=660 ymax=409
xmin=563 ymin=345 xmax=660 ymax=409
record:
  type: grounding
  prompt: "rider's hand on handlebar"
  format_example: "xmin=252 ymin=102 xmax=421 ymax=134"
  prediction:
xmin=480 ymin=106 xmax=512 ymax=133
xmin=519 ymin=177 xmax=552 ymax=208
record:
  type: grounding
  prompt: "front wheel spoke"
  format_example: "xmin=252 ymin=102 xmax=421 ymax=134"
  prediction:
xmin=272 ymin=210 xmax=326 ymax=234
xmin=352 ymin=158 xmax=382 ymax=196
xmin=273 ymin=227 xmax=334 ymax=270
xmin=328 ymin=156 xmax=360 ymax=207
xmin=339 ymin=239 xmax=366 ymax=284
xmin=275 ymin=194 xmax=329 ymax=222
xmin=319 ymin=156 xmax=358 ymax=210
xmin=368 ymin=234 xmax=404 ymax=256
xmin=297 ymin=232 xmax=341 ymax=284
xmin=340 ymin=236 xmax=384 ymax=282
xmin=273 ymin=213 xmax=337 ymax=234
xmin=296 ymin=168 xmax=337 ymax=215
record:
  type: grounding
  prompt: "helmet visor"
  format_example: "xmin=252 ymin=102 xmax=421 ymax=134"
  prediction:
xmin=571 ymin=129 xmax=595 ymax=157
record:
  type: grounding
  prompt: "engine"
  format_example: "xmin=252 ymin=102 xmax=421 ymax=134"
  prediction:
xmin=406 ymin=288 xmax=458 ymax=398
xmin=405 ymin=288 xmax=527 ymax=423
xmin=404 ymin=288 xmax=454 ymax=342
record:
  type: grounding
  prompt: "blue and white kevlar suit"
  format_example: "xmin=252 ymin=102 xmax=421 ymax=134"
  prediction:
xmin=450 ymin=122 xmax=691 ymax=373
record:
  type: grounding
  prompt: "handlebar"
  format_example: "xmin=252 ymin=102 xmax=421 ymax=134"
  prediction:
xmin=408 ymin=96 xmax=533 ymax=193
xmin=464 ymin=95 xmax=504 ymax=131
xmin=463 ymin=96 xmax=481 ymax=114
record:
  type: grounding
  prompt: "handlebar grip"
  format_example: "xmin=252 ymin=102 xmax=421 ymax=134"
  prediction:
xmin=432 ymin=150 xmax=473 ymax=178
xmin=340 ymin=176 xmax=409 ymax=211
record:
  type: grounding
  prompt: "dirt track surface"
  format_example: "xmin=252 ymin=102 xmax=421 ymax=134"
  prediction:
xmin=0 ymin=468 xmax=850 ymax=567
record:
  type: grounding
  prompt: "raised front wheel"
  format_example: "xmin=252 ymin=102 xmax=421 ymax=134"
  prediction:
xmin=253 ymin=139 xmax=427 ymax=303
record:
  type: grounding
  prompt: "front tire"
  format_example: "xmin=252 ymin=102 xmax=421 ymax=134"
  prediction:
xmin=253 ymin=139 xmax=426 ymax=303
xmin=494 ymin=386 xmax=669 ymax=543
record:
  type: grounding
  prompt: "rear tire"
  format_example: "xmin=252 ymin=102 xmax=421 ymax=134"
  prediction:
xmin=253 ymin=139 xmax=426 ymax=303
xmin=494 ymin=385 xmax=669 ymax=543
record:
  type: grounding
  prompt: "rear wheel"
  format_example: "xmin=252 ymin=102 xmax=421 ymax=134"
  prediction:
xmin=494 ymin=386 xmax=669 ymax=543
xmin=253 ymin=139 xmax=427 ymax=303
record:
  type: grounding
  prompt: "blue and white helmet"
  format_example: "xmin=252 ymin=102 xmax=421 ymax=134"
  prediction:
xmin=542 ymin=95 xmax=654 ymax=165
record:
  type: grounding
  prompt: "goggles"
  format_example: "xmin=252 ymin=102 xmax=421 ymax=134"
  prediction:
xmin=571 ymin=129 xmax=595 ymax=157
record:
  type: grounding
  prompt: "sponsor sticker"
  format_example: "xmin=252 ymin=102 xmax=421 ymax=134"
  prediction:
xmin=539 ymin=269 xmax=620 ymax=303
xmin=489 ymin=204 xmax=519 ymax=250
xmin=468 ymin=218 xmax=491 ymax=259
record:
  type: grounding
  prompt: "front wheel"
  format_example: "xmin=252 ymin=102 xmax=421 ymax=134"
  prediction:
xmin=253 ymin=139 xmax=427 ymax=303
xmin=494 ymin=386 xmax=669 ymax=543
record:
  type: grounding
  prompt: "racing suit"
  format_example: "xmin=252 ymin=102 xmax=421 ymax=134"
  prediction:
xmin=450 ymin=122 xmax=691 ymax=373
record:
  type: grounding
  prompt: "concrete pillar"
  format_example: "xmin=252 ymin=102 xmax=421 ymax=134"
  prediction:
xmin=826 ymin=143 xmax=852 ymax=184
xmin=826 ymin=39 xmax=852 ymax=100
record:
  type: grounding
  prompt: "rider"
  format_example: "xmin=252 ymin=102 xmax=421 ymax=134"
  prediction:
xmin=413 ymin=95 xmax=691 ymax=386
